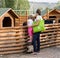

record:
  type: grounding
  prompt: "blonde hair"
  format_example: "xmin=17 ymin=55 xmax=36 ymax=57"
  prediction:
xmin=28 ymin=15 xmax=32 ymax=19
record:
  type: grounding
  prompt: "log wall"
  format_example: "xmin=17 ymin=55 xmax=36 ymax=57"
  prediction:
xmin=0 ymin=27 xmax=28 ymax=55
xmin=0 ymin=23 xmax=60 ymax=54
xmin=40 ymin=23 xmax=60 ymax=48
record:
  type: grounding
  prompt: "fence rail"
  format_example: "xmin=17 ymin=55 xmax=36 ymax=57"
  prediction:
xmin=0 ymin=27 xmax=28 ymax=55
xmin=0 ymin=23 xmax=60 ymax=54
xmin=40 ymin=23 xmax=60 ymax=48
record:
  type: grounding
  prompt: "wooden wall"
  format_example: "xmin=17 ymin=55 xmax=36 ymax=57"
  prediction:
xmin=19 ymin=16 xmax=28 ymax=24
xmin=0 ymin=27 xmax=28 ymax=55
xmin=40 ymin=23 xmax=58 ymax=48
xmin=0 ymin=23 xmax=60 ymax=54
xmin=40 ymin=23 xmax=60 ymax=48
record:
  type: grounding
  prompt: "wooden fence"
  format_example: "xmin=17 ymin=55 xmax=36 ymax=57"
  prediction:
xmin=19 ymin=16 xmax=28 ymax=24
xmin=0 ymin=26 xmax=28 ymax=55
xmin=0 ymin=23 xmax=60 ymax=54
xmin=40 ymin=23 xmax=60 ymax=48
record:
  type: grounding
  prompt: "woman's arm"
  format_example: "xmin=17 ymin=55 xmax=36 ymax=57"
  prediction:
xmin=31 ymin=20 xmax=40 ymax=27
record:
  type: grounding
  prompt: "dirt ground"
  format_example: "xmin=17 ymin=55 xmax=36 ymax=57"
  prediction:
xmin=0 ymin=46 xmax=60 ymax=58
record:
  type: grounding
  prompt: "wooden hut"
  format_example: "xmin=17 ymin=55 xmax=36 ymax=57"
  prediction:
xmin=0 ymin=8 xmax=19 ymax=28
xmin=0 ymin=8 xmax=27 ymax=54
xmin=42 ymin=9 xmax=60 ymax=23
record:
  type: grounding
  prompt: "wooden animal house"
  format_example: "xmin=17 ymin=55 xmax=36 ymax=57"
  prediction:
xmin=0 ymin=8 xmax=19 ymax=28
xmin=42 ymin=9 xmax=60 ymax=24
xmin=0 ymin=8 xmax=28 ymax=55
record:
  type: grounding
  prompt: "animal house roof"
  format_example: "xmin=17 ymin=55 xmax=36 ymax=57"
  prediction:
xmin=0 ymin=8 xmax=19 ymax=18
xmin=42 ymin=9 xmax=60 ymax=16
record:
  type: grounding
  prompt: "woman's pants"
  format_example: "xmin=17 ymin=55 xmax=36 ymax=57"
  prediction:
xmin=32 ymin=32 xmax=40 ymax=52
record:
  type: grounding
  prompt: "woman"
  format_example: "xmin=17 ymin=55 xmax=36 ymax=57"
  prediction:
xmin=32 ymin=9 xmax=43 ymax=54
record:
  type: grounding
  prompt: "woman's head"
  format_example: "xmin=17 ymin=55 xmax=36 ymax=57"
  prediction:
xmin=36 ymin=9 xmax=41 ymax=15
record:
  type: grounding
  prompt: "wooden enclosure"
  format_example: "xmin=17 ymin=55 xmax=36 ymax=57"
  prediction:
xmin=40 ymin=23 xmax=59 ymax=48
xmin=43 ymin=9 xmax=60 ymax=23
xmin=19 ymin=16 xmax=28 ymax=24
xmin=0 ymin=23 xmax=60 ymax=54
xmin=0 ymin=26 xmax=28 ymax=54
xmin=19 ymin=9 xmax=60 ymax=25
xmin=0 ymin=8 xmax=60 ymax=54
xmin=0 ymin=8 xmax=20 ymax=28
xmin=14 ymin=10 xmax=28 ymax=25
xmin=0 ymin=8 xmax=27 ymax=54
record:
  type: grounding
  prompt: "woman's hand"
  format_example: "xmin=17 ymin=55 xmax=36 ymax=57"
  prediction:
xmin=33 ymin=20 xmax=40 ymax=27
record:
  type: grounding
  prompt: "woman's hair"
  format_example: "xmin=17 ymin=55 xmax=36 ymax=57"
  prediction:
xmin=36 ymin=9 xmax=41 ymax=15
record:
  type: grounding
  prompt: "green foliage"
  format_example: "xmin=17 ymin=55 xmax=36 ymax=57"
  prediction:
xmin=1 ymin=0 xmax=6 ymax=7
xmin=15 ymin=0 xmax=30 ymax=10
xmin=54 ymin=5 xmax=60 ymax=10
xmin=5 ymin=0 xmax=15 ymax=9
xmin=54 ymin=1 xmax=60 ymax=10
xmin=14 ymin=0 xmax=30 ymax=15
xmin=57 ymin=1 xmax=60 ymax=6
xmin=1 ymin=0 xmax=30 ymax=15
xmin=1 ymin=0 xmax=30 ymax=10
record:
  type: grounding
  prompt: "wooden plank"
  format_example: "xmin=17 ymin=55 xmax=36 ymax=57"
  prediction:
xmin=0 ymin=39 xmax=27 ymax=45
xmin=40 ymin=38 xmax=56 ymax=42
xmin=0 ymin=30 xmax=24 ymax=33
xmin=0 ymin=32 xmax=27 ymax=37
xmin=40 ymin=41 xmax=56 ymax=45
xmin=44 ymin=29 xmax=58 ymax=32
xmin=40 ymin=45 xmax=50 ymax=48
xmin=0 ymin=26 xmax=26 ymax=30
xmin=0 ymin=46 xmax=26 ymax=51
xmin=40 ymin=32 xmax=57 ymax=36
xmin=40 ymin=44 xmax=56 ymax=48
xmin=0 ymin=43 xmax=26 ymax=48
xmin=0 ymin=49 xmax=26 ymax=55
xmin=40 ymin=35 xmax=57 ymax=39
xmin=0 ymin=36 xmax=28 ymax=40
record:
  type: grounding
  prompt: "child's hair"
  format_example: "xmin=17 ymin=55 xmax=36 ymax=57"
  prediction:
xmin=36 ymin=9 xmax=41 ymax=15
xmin=23 ymin=21 xmax=27 ymax=26
xmin=32 ymin=15 xmax=36 ymax=21
xmin=28 ymin=15 xmax=32 ymax=19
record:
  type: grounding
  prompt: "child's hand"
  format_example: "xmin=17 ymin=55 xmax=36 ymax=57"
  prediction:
xmin=28 ymin=39 xmax=32 ymax=43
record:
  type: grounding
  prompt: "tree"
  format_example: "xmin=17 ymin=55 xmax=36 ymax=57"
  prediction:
xmin=1 ymin=0 xmax=30 ymax=15
xmin=54 ymin=1 xmax=60 ymax=10
xmin=5 ymin=0 xmax=16 ymax=9
xmin=14 ymin=0 xmax=30 ymax=15
xmin=1 ymin=0 xmax=30 ymax=10
xmin=1 ymin=0 xmax=6 ymax=8
xmin=56 ymin=1 xmax=60 ymax=6
xmin=15 ymin=0 xmax=30 ymax=10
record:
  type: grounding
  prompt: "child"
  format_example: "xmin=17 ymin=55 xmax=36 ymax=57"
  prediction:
xmin=27 ymin=15 xmax=33 ymax=43
xmin=27 ymin=15 xmax=33 ymax=53
xmin=27 ymin=14 xmax=37 ymax=53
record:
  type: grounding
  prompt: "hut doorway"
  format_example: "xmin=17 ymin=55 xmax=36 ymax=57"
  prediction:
xmin=58 ymin=19 xmax=60 ymax=23
xmin=3 ymin=17 xmax=12 ymax=27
